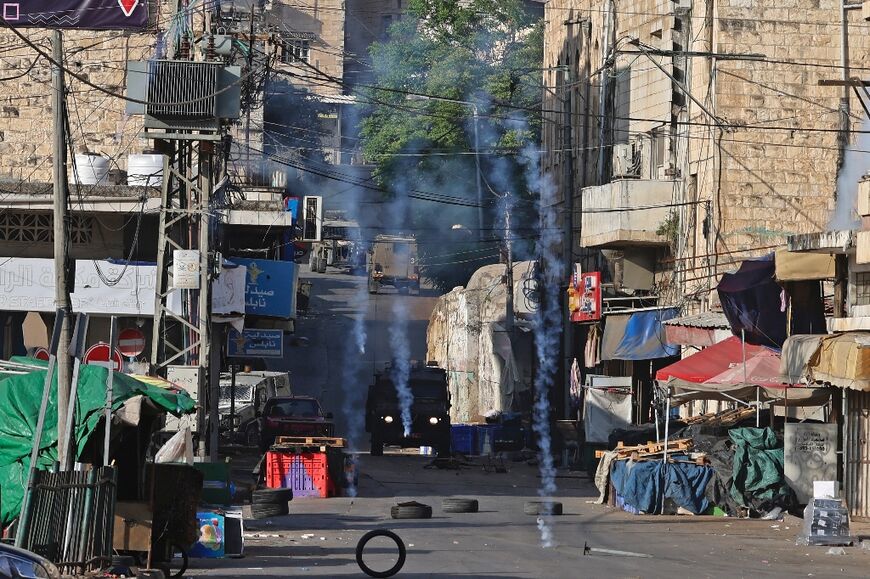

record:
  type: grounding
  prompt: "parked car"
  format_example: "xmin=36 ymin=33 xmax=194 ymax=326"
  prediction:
xmin=365 ymin=365 xmax=451 ymax=456
xmin=257 ymin=396 xmax=335 ymax=450
xmin=0 ymin=543 xmax=60 ymax=578
xmin=218 ymin=371 xmax=292 ymax=446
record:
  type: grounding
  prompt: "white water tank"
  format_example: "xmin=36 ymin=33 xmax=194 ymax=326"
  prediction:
xmin=127 ymin=153 xmax=165 ymax=187
xmin=73 ymin=153 xmax=110 ymax=185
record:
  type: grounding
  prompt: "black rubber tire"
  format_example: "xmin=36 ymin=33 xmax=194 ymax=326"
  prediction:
xmin=370 ymin=435 xmax=384 ymax=456
xmin=524 ymin=500 xmax=563 ymax=516
xmin=390 ymin=502 xmax=432 ymax=519
xmin=356 ymin=529 xmax=407 ymax=578
xmin=251 ymin=502 xmax=290 ymax=519
xmin=252 ymin=488 xmax=293 ymax=505
xmin=158 ymin=543 xmax=189 ymax=578
xmin=442 ymin=498 xmax=479 ymax=513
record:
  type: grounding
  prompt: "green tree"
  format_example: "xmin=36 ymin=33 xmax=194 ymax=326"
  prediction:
xmin=358 ymin=0 xmax=543 ymax=291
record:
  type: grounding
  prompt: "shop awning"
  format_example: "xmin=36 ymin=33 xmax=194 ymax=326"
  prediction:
xmin=717 ymin=256 xmax=787 ymax=348
xmin=780 ymin=334 xmax=825 ymax=384
xmin=662 ymin=311 xmax=731 ymax=347
xmin=808 ymin=332 xmax=870 ymax=391
xmin=655 ymin=336 xmax=828 ymax=405
xmin=601 ymin=307 xmax=680 ymax=361
xmin=774 ymin=249 xmax=836 ymax=281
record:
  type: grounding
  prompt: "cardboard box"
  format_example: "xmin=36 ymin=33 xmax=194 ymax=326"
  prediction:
xmin=190 ymin=512 xmax=225 ymax=558
xmin=113 ymin=501 xmax=152 ymax=552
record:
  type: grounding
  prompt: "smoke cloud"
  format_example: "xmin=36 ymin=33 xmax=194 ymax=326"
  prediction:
xmin=388 ymin=299 xmax=414 ymax=437
xmin=340 ymin=273 xmax=369 ymax=497
xmin=522 ymin=141 xmax=560 ymax=549
xmin=830 ymin=114 xmax=870 ymax=230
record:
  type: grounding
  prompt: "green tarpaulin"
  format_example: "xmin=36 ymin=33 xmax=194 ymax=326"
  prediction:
xmin=0 ymin=360 xmax=195 ymax=526
xmin=729 ymin=427 xmax=791 ymax=509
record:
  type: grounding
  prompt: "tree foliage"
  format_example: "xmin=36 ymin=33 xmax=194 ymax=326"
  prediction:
xmin=358 ymin=0 xmax=544 ymax=291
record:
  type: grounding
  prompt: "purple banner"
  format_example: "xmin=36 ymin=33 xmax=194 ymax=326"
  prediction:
xmin=1 ymin=1 xmax=147 ymax=30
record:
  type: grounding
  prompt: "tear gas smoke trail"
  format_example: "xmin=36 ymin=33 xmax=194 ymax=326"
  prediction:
xmin=388 ymin=298 xmax=414 ymax=437
xmin=830 ymin=115 xmax=870 ymax=230
xmin=340 ymin=274 xmax=369 ymax=497
xmin=523 ymin=143 xmax=560 ymax=549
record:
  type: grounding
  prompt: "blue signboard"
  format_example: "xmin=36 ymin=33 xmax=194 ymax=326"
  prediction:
xmin=228 ymin=258 xmax=297 ymax=319
xmin=227 ymin=329 xmax=283 ymax=359
xmin=2 ymin=1 xmax=148 ymax=30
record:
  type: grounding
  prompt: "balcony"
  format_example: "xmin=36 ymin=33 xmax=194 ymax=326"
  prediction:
xmin=580 ymin=179 xmax=677 ymax=248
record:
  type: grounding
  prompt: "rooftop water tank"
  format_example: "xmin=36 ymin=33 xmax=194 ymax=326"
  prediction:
xmin=73 ymin=153 xmax=110 ymax=185
xmin=127 ymin=153 xmax=165 ymax=187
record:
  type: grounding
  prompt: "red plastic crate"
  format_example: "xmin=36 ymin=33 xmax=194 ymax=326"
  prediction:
xmin=265 ymin=451 xmax=336 ymax=498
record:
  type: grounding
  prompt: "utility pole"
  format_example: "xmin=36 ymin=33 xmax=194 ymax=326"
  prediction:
xmin=52 ymin=30 xmax=73 ymax=468
xmin=473 ymin=105 xmax=484 ymax=242
xmin=562 ymin=59 xmax=575 ymax=421
xmin=504 ymin=204 xmax=514 ymax=332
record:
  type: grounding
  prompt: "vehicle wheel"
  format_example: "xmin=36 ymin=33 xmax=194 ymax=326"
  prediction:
xmin=356 ymin=529 xmax=407 ymax=578
xmin=245 ymin=423 xmax=260 ymax=447
xmin=251 ymin=502 xmax=290 ymax=519
xmin=317 ymin=258 xmax=327 ymax=273
xmin=157 ymin=543 xmax=189 ymax=578
xmin=252 ymin=488 xmax=293 ymax=505
xmin=370 ymin=434 xmax=384 ymax=456
xmin=523 ymin=500 xmax=563 ymax=516
xmin=390 ymin=501 xmax=432 ymax=519
xmin=442 ymin=498 xmax=479 ymax=513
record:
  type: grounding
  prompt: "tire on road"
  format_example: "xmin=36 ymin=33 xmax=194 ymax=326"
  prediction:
xmin=356 ymin=529 xmax=406 ymax=578
xmin=523 ymin=500 xmax=563 ymax=516
xmin=390 ymin=501 xmax=432 ymax=520
xmin=252 ymin=488 xmax=294 ymax=505
xmin=250 ymin=502 xmax=290 ymax=519
xmin=442 ymin=498 xmax=479 ymax=513
xmin=244 ymin=422 xmax=260 ymax=447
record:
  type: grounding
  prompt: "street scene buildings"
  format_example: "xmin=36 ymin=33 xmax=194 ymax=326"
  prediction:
xmin=0 ymin=0 xmax=870 ymax=577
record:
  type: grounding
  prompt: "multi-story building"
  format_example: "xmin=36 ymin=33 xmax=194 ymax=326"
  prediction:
xmin=543 ymin=0 xmax=870 ymax=420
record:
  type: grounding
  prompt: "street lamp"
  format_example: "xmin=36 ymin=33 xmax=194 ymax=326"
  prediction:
xmin=406 ymin=94 xmax=484 ymax=241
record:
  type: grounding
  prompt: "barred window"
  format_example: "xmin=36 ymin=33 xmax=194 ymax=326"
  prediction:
xmin=0 ymin=212 xmax=93 ymax=244
xmin=281 ymin=40 xmax=310 ymax=64
xmin=856 ymin=272 xmax=870 ymax=306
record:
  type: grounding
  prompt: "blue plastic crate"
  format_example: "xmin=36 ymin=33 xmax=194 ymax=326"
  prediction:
xmin=450 ymin=425 xmax=476 ymax=454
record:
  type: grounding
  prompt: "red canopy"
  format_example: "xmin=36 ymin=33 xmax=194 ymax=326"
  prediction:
xmin=655 ymin=336 xmax=774 ymax=384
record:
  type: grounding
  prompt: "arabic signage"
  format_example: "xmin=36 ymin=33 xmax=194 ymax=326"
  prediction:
xmin=2 ymin=1 xmax=148 ymax=30
xmin=227 ymin=328 xmax=284 ymax=358
xmin=569 ymin=271 xmax=601 ymax=323
xmin=0 ymin=258 xmax=156 ymax=315
xmin=227 ymin=258 xmax=298 ymax=319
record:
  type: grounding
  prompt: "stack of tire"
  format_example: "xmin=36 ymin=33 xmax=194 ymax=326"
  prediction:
xmin=251 ymin=488 xmax=293 ymax=519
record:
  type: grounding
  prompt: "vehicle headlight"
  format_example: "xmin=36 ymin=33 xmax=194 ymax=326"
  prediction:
xmin=429 ymin=417 xmax=439 ymax=425
xmin=383 ymin=415 xmax=394 ymax=424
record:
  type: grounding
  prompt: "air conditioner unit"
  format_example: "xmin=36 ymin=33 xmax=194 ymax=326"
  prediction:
xmin=612 ymin=143 xmax=639 ymax=179
xmin=125 ymin=60 xmax=242 ymax=132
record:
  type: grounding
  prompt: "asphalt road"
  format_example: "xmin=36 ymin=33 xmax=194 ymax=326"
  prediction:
xmin=188 ymin=264 xmax=870 ymax=578
xmin=265 ymin=264 xmax=439 ymax=443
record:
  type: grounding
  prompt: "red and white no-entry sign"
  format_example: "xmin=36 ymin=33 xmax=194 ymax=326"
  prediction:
xmin=118 ymin=328 xmax=146 ymax=358
xmin=84 ymin=343 xmax=124 ymax=371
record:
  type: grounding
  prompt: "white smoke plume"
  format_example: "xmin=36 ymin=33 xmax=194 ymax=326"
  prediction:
xmin=388 ymin=298 xmax=414 ymax=437
xmin=340 ymin=274 xmax=369 ymax=497
xmin=830 ymin=114 xmax=870 ymax=230
xmin=522 ymin=141 xmax=560 ymax=549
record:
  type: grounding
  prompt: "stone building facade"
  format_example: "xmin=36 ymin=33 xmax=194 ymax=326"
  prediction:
xmin=542 ymin=0 xmax=870 ymax=310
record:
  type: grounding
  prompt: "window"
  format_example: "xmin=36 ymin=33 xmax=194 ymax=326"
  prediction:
xmin=855 ymin=272 xmax=870 ymax=306
xmin=0 ymin=212 xmax=93 ymax=244
xmin=266 ymin=399 xmax=322 ymax=418
xmin=281 ymin=40 xmax=310 ymax=64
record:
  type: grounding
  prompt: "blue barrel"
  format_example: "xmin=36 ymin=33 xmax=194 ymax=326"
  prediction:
xmin=450 ymin=425 xmax=476 ymax=454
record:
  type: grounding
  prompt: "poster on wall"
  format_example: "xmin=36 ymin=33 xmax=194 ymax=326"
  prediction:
xmin=1 ymin=1 xmax=148 ymax=30
xmin=569 ymin=271 xmax=601 ymax=323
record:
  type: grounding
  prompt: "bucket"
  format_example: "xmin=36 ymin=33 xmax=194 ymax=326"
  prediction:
xmin=127 ymin=153 xmax=164 ymax=187
xmin=73 ymin=153 xmax=110 ymax=185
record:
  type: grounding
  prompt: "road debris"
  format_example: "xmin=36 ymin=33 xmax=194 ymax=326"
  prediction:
xmin=583 ymin=542 xmax=652 ymax=558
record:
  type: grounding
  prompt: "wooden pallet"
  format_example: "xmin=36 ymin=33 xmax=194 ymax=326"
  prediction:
xmin=683 ymin=406 xmax=754 ymax=426
xmin=274 ymin=436 xmax=346 ymax=448
xmin=595 ymin=438 xmax=693 ymax=459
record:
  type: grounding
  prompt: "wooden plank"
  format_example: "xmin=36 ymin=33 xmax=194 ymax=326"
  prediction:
xmin=274 ymin=436 xmax=346 ymax=448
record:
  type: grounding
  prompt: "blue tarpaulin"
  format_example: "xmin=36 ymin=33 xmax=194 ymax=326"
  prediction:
xmin=610 ymin=458 xmax=714 ymax=514
xmin=601 ymin=308 xmax=680 ymax=360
